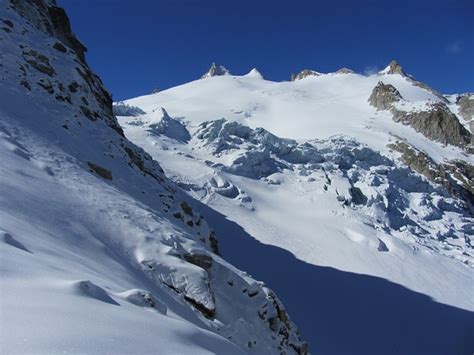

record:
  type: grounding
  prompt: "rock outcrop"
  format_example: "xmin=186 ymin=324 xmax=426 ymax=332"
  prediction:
xmin=380 ymin=59 xmax=406 ymax=75
xmin=368 ymin=81 xmax=404 ymax=110
xmin=201 ymin=62 xmax=230 ymax=79
xmin=391 ymin=103 xmax=471 ymax=148
xmin=456 ymin=93 xmax=474 ymax=133
xmin=291 ymin=69 xmax=321 ymax=81
xmin=388 ymin=141 xmax=473 ymax=212
xmin=368 ymin=82 xmax=471 ymax=148
xmin=379 ymin=59 xmax=448 ymax=102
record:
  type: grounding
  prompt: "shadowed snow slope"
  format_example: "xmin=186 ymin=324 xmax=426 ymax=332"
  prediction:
xmin=0 ymin=1 xmax=307 ymax=354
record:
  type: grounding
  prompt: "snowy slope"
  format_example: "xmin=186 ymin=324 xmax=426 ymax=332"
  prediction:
xmin=120 ymin=65 xmax=474 ymax=353
xmin=125 ymin=66 xmax=471 ymax=163
xmin=0 ymin=1 xmax=307 ymax=354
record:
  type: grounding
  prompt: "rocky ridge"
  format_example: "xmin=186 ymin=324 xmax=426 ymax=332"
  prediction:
xmin=368 ymin=82 xmax=471 ymax=148
xmin=0 ymin=0 xmax=308 ymax=353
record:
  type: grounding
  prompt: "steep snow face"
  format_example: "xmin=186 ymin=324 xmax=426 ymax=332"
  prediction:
xmin=121 ymin=63 xmax=474 ymax=352
xmin=0 ymin=1 xmax=307 ymax=354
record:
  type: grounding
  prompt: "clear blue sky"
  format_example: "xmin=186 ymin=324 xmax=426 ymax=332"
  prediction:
xmin=60 ymin=0 xmax=473 ymax=101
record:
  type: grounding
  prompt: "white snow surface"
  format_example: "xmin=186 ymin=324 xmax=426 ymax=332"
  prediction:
xmin=121 ymin=67 xmax=474 ymax=353
xmin=0 ymin=2 xmax=306 ymax=354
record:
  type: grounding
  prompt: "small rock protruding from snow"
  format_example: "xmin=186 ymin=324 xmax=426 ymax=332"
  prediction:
xmin=118 ymin=289 xmax=167 ymax=314
xmin=69 ymin=280 xmax=119 ymax=305
xmin=201 ymin=62 xmax=230 ymax=79
xmin=377 ymin=238 xmax=389 ymax=252
xmin=0 ymin=231 xmax=31 ymax=253
xmin=291 ymin=69 xmax=321 ymax=81
xmin=379 ymin=59 xmax=406 ymax=76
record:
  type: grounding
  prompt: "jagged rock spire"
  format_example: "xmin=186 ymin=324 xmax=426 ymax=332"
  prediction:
xmin=201 ymin=62 xmax=230 ymax=79
xmin=380 ymin=60 xmax=406 ymax=76
xmin=368 ymin=81 xmax=404 ymax=110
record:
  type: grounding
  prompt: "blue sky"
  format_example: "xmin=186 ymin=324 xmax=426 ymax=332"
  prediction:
xmin=60 ymin=0 xmax=473 ymax=100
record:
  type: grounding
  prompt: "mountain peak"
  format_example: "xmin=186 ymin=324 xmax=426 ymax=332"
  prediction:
xmin=335 ymin=67 xmax=354 ymax=74
xmin=201 ymin=62 xmax=230 ymax=79
xmin=291 ymin=69 xmax=321 ymax=81
xmin=380 ymin=60 xmax=406 ymax=75
xmin=244 ymin=68 xmax=263 ymax=79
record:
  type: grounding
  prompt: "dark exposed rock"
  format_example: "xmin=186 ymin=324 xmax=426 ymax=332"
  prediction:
xmin=456 ymin=94 xmax=474 ymax=123
xmin=208 ymin=231 xmax=220 ymax=255
xmin=68 ymin=80 xmax=79 ymax=92
xmin=388 ymin=141 xmax=473 ymax=212
xmin=180 ymin=201 xmax=193 ymax=216
xmin=291 ymin=69 xmax=321 ymax=81
xmin=52 ymin=41 xmax=66 ymax=52
xmin=10 ymin=0 xmax=87 ymax=62
xmin=20 ymin=79 xmax=31 ymax=90
xmin=183 ymin=253 xmax=213 ymax=270
xmin=80 ymin=105 xmax=95 ymax=120
xmin=382 ymin=60 xmax=406 ymax=75
xmin=265 ymin=291 xmax=309 ymax=355
xmin=368 ymin=81 xmax=403 ymax=110
xmin=87 ymin=162 xmax=112 ymax=180
xmin=122 ymin=145 xmax=164 ymax=182
xmin=201 ymin=62 xmax=229 ymax=79
xmin=47 ymin=5 xmax=87 ymax=61
xmin=2 ymin=19 xmax=13 ymax=28
xmin=380 ymin=60 xmax=447 ymax=102
xmin=391 ymin=103 xmax=471 ymax=148
xmin=349 ymin=186 xmax=368 ymax=205
xmin=22 ymin=49 xmax=55 ymax=76
xmin=184 ymin=295 xmax=215 ymax=319
xmin=11 ymin=0 xmax=124 ymax=137
xmin=377 ymin=238 xmax=389 ymax=252
xmin=369 ymin=82 xmax=471 ymax=148
xmin=36 ymin=79 xmax=54 ymax=94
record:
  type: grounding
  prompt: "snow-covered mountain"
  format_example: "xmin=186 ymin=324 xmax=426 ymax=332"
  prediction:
xmin=1 ymin=0 xmax=473 ymax=354
xmin=119 ymin=61 xmax=474 ymax=353
xmin=0 ymin=1 xmax=307 ymax=354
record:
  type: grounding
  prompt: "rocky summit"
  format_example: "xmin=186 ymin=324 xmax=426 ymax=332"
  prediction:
xmin=201 ymin=62 xmax=230 ymax=79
